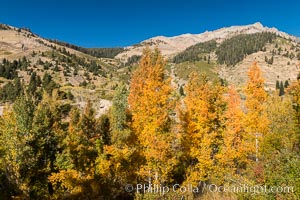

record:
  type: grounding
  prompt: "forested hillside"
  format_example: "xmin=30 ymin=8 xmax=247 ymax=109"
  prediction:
xmin=171 ymin=32 xmax=300 ymax=90
xmin=173 ymin=40 xmax=217 ymax=63
xmin=216 ymin=32 xmax=277 ymax=66
xmin=173 ymin=32 xmax=277 ymax=66
xmin=0 ymin=25 xmax=129 ymax=115
xmin=0 ymin=48 xmax=299 ymax=200
xmin=48 ymin=39 xmax=125 ymax=58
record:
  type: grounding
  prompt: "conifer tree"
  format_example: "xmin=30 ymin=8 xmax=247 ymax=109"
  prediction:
xmin=27 ymin=72 xmax=38 ymax=96
xmin=95 ymin=84 xmax=139 ymax=199
xmin=276 ymin=80 xmax=280 ymax=90
xmin=0 ymin=95 xmax=37 ymax=197
xmin=30 ymin=91 xmax=64 ymax=198
xmin=279 ymin=81 xmax=285 ymax=96
xmin=109 ymin=84 xmax=130 ymax=145
xmin=49 ymin=101 xmax=101 ymax=198
xmin=0 ymin=92 xmax=62 ymax=198
xmin=284 ymin=80 xmax=289 ymax=88
xmin=179 ymin=85 xmax=185 ymax=96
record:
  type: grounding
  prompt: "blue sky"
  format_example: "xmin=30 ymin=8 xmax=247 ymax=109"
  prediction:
xmin=0 ymin=0 xmax=299 ymax=47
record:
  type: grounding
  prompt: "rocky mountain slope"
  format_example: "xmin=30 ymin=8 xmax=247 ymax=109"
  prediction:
xmin=219 ymin=40 xmax=300 ymax=90
xmin=0 ymin=24 xmax=119 ymax=115
xmin=0 ymin=22 xmax=299 ymax=113
xmin=169 ymin=32 xmax=300 ymax=90
xmin=114 ymin=22 xmax=299 ymax=90
xmin=116 ymin=22 xmax=296 ymax=61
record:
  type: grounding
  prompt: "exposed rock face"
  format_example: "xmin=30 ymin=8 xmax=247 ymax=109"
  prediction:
xmin=219 ymin=49 xmax=300 ymax=90
xmin=116 ymin=22 xmax=296 ymax=61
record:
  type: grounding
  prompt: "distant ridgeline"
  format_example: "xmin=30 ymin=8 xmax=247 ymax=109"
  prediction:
xmin=0 ymin=23 xmax=125 ymax=59
xmin=0 ymin=24 xmax=11 ymax=30
xmin=47 ymin=39 xmax=125 ymax=59
xmin=173 ymin=32 xmax=278 ymax=66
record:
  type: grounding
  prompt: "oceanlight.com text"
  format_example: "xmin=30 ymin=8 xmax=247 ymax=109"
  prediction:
xmin=125 ymin=182 xmax=294 ymax=196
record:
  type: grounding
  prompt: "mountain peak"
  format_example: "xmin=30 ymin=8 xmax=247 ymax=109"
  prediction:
xmin=116 ymin=23 xmax=296 ymax=61
xmin=252 ymin=22 xmax=264 ymax=28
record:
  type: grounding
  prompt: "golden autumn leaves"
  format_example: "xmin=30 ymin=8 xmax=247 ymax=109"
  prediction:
xmin=1 ymin=47 xmax=298 ymax=199
xmin=128 ymin=48 xmax=176 ymax=183
xmin=126 ymin=48 xmax=299 ymax=194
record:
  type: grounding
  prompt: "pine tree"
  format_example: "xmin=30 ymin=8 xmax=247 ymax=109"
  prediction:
xmin=109 ymin=84 xmax=129 ymax=145
xmin=49 ymin=101 xmax=101 ymax=198
xmin=27 ymin=72 xmax=38 ymax=95
xmin=68 ymin=100 xmax=99 ymax=171
xmin=13 ymin=77 xmax=23 ymax=97
xmin=29 ymin=91 xmax=64 ymax=197
xmin=270 ymin=56 xmax=274 ymax=64
xmin=179 ymin=85 xmax=185 ymax=96
xmin=0 ymin=95 xmax=37 ymax=197
xmin=0 ymin=92 xmax=62 ymax=198
xmin=95 ymin=84 xmax=139 ymax=199
xmin=276 ymin=80 xmax=280 ymax=90
xmin=284 ymin=80 xmax=289 ymax=88
xmin=279 ymin=81 xmax=285 ymax=96
xmin=42 ymin=72 xmax=57 ymax=95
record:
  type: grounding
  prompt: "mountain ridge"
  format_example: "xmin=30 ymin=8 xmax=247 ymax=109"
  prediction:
xmin=116 ymin=22 xmax=297 ymax=61
xmin=1 ymin=22 xmax=299 ymax=94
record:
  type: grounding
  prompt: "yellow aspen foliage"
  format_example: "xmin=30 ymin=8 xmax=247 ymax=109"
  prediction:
xmin=128 ymin=47 xmax=176 ymax=183
xmin=96 ymin=145 xmax=138 ymax=186
xmin=244 ymin=62 xmax=269 ymax=163
xmin=67 ymin=100 xmax=99 ymax=172
xmin=244 ymin=62 xmax=269 ymax=135
xmin=49 ymin=100 xmax=102 ymax=198
xmin=216 ymin=86 xmax=252 ymax=181
xmin=181 ymin=72 xmax=226 ymax=184
xmin=287 ymin=76 xmax=300 ymax=126
xmin=48 ymin=169 xmax=92 ymax=198
xmin=0 ymin=108 xmax=30 ymax=195
xmin=262 ymin=93 xmax=300 ymax=199
xmin=96 ymin=84 xmax=139 ymax=197
xmin=263 ymin=93 xmax=298 ymax=155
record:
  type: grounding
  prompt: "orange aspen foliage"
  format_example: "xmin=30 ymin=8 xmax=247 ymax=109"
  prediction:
xmin=128 ymin=47 xmax=176 ymax=183
xmin=217 ymin=86 xmax=252 ymax=180
xmin=287 ymin=76 xmax=300 ymax=126
xmin=244 ymin=62 xmax=269 ymax=134
xmin=181 ymin=72 xmax=226 ymax=184
xmin=244 ymin=62 xmax=269 ymax=162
